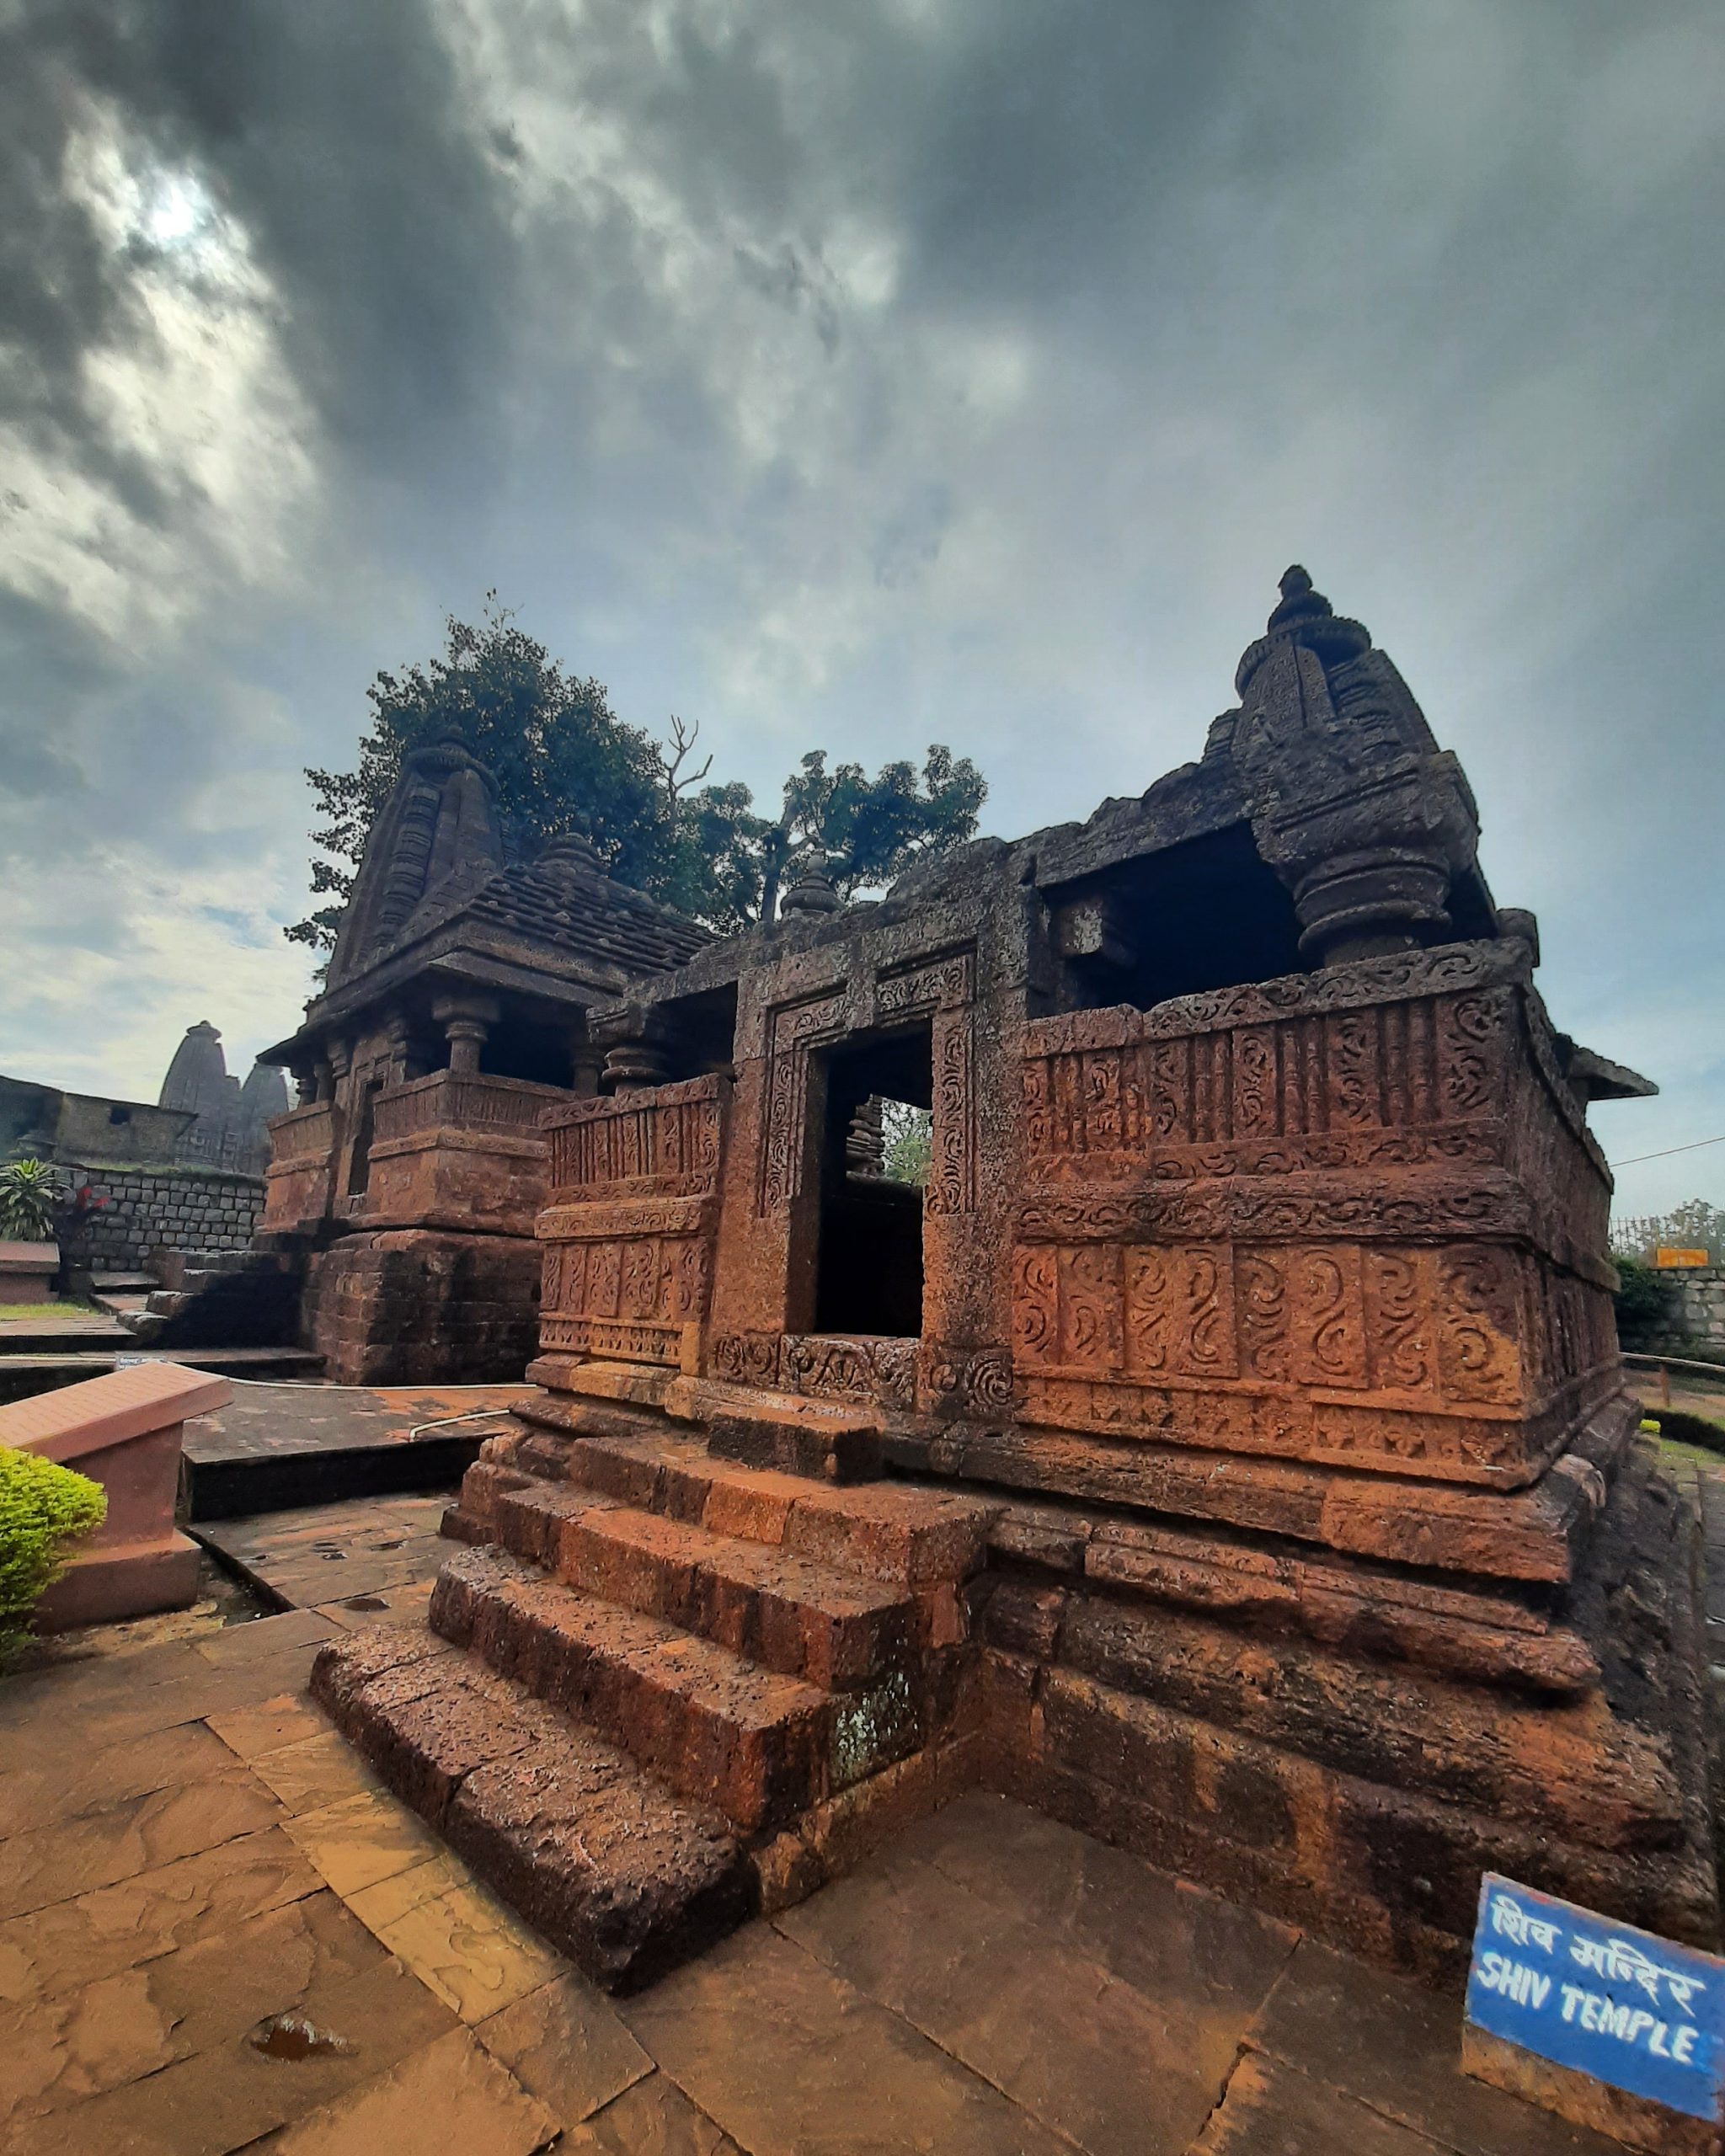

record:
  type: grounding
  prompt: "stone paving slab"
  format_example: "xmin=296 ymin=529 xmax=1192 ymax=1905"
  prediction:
xmin=195 ymin=1494 xmax=454 ymax=1610
xmin=777 ymin=1833 xmax=1252 ymax=2156
xmin=0 ymin=1492 xmax=1677 ymax=2154
xmin=181 ymin=1382 xmax=524 ymax=1520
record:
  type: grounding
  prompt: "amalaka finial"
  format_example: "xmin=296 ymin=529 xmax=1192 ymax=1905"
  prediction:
xmin=538 ymin=830 xmax=605 ymax=879
xmin=779 ymin=857 xmax=842 ymax=919
xmin=1236 ymin=563 xmax=1372 ymax=693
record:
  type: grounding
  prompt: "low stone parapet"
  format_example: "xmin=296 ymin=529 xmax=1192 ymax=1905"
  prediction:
xmin=0 ymin=1361 xmax=231 ymax=1627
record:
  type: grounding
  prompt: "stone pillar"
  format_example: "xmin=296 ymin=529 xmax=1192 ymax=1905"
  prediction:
xmin=568 ymin=1021 xmax=603 ymax=1098
xmin=325 ymin=1043 xmax=351 ymax=1102
xmin=382 ymin=1013 xmax=414 ymax=1086
xmin=590 ymin=1005 xmax=675 ymax=1093
xmin=291 ymin=1064 xmax=318 ymax=1109
xmin=433 ymin=994 xmax=501 ymax=1078
xmin=846 ymin=1097 xmax=885 ymax=1179
xmin=446 ymin=1020 xmax=486 ymax=1075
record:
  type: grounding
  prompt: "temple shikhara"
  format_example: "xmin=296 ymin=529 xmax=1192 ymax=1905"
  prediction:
xmin=273 ymin=570 xmax=1713 ymax=1998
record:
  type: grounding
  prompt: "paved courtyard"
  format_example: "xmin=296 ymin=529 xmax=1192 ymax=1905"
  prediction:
xmin=0 ymin=1490 xmax=1649 ymax=2156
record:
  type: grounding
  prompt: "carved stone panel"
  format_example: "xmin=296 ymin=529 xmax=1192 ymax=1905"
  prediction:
xmin=756 ymin=992 xmax=848 ymax=1214
xmin=537 ymin=1075 xmax=726 ymax=1367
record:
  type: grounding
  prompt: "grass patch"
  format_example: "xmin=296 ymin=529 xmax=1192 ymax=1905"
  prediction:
xmin=0 ymin=1300 xmax=104 ymax=1324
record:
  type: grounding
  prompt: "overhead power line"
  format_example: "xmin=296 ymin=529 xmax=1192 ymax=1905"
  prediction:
xmin=1609 ymin=1133 xmax=1725 ymax=1168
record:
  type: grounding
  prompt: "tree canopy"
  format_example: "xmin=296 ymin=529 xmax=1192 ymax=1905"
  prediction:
xmin=287 ymin=605 xmax=985 ymax=952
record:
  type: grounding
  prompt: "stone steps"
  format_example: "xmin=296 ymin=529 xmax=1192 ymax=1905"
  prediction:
xmin=490 ymin=1402 xmax=998 ymax=1589
xmin=430 ymin=1545 xmax=921 ymax=1832
xmin=560 ymin=1502 xmax=918 ymax=1693
xmin=479 ymin=1474 xmax=919 ymax=1691
xmin=310 ymin=1624 xmax=752 ymax=1994
xmin=317 ymin=1384 xmax=998 ymax=1990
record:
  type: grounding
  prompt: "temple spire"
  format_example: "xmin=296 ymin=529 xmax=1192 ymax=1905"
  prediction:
xmin=327 ymin=730 xmax=505 ymax=990
xmin=1227 ymin=566 xmax=1479 ymax=967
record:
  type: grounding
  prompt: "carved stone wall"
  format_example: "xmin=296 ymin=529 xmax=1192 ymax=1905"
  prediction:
xmin=537 ymin=1075 xmax=725 ymax=1366
xmin=1011 ymin=942 xmax=1619 ymax=1488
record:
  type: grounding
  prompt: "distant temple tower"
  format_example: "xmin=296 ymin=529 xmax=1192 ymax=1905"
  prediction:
xmin=158 ymin=1022 xmax=288 ymax=1175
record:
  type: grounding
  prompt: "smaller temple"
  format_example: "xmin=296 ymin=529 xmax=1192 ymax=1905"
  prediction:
xmin=257 ymin=730 xmax=709 ymax=1384
xmin=158 ymin=1021 xmax=289 ymax=1174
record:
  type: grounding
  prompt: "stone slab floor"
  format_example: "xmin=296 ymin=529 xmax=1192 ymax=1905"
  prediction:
xmin=0 ymin=1496 xmax=1673 ymax=2156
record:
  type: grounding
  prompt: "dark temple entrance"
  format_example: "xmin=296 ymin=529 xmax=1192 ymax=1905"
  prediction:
xmin=812 ymin=1026 xmax=931 ymax=1337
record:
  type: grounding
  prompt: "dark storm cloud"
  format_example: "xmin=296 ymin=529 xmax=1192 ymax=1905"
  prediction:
xmin=1 ymin=0 xmax=1722 ymax=1204
xmin=11 ymin=0 xmax=521 ymax=480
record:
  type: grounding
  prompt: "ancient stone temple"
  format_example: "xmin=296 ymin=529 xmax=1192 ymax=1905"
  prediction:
xmin=258 ymin=731 xmax=708 ymax=1382
xmin=159 ymin=1020 xmax=288 ymax=1173
xmin=312 ymin=570 xmax=1717 ymax=2000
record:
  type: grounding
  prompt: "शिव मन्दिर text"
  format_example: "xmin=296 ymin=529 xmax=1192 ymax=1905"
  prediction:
xmin=1466 ymin=1876 xmax=1725 ymax=2122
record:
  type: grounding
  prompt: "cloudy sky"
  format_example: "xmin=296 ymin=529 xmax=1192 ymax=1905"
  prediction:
xmin=3 ymin=0 xmax=1720 ymax=1214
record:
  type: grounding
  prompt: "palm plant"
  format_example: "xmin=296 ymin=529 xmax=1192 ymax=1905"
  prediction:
xmin=0 ymin=1159 xmax=64 ymax=1242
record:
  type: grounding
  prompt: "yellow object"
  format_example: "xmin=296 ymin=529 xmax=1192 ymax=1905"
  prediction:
xmin=1653 ymin=1246 xmax=1711 ymax=1268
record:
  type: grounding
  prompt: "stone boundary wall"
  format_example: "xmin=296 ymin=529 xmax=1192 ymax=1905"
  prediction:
xmin=1642 ymin=1265 xmax=1725 ymax=1360
xmin=66 ymin=1163 xmax=265 ymax=1269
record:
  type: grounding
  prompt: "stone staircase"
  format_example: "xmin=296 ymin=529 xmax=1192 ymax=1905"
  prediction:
xmin=312 ymin=1377 xmax=999 ymax=1992
xmin=109 ymin=1246 xmax=301 ymax=1349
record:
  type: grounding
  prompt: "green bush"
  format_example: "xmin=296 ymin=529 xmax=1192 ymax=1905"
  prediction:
xmin=0 ymin=1446 xmax=105 ymax=1659
xmin=1613 ymin=1255 xmax=1673 ymax=1349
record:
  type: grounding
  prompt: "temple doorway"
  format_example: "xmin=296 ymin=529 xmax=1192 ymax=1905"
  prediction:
xmin=811 ymin=1025 xmax=931 ymax=1337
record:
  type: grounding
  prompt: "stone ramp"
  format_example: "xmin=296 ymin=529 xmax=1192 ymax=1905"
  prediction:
xmin=312 ymin=1386 xmax=998 ymax=1989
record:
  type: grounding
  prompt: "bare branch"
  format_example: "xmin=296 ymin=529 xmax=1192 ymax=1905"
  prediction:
xmin=659 ymin=713 xmax=714 ymax=800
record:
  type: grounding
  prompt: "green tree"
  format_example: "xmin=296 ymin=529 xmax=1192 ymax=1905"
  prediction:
xmin=1612 ymin=1255 xmax=1673 ymax=1349
xmin=751 ymin=746 xmax=986 ymax=923
xmin=287 ymin=605 xmax=986 ymax=948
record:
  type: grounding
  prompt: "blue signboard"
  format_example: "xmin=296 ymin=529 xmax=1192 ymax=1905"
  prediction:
xmin=1466 ymin=1875 xmax=1725 ymax=2123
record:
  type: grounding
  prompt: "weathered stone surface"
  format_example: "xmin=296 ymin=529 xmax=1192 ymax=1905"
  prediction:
xmin=474 ymin=1974 xmax=652 ymax=2128
xmin=280 ymin=1791 xmax=446 ymax=1899
xmin=777 ymin=1841 xmax=1267 ymax=2156
xmin=560 ymin=2073 xmax=743 ymax=2154
xmin=0 ymin=1722 xmax=244 ymax=1840
xmin=895 ymin=1791 xmax=1298 ymax=2023
xmin=0 ymin=1769 xmax=285 ymax=1921
xmin=1248 ymin=1938 xmax=1632 ymax=2156
xmin=313 ymin=1629 xmax=754 ymax=1993
xmin=1187 ymin=2051 xmax=1453 ymax=2156
xmin=0 ymin=1828 xmax=323 ymax=2008
xmin=0 ymin=1890 xmax=455 ymax=2149
xmin=705 ymin=1407 xmax=883 ymax=1484
xmin=262 ymin=2026 xmax=559 ymax=2154
xmin=244 ymin=1732 xmax=386 ymax=1817
xmin=619 ymin=1924 xmax=1078 ymax=2156
xmin=430 ymin=1550 xmax=841 ymax=1828
xmin=556 ymin=1502 xmax=917 ymax=1689
xmin=1049 ymin=1595 xmax=1683 ymax=1852
xmin=353 ymin=1866 xmax=564 ymax=2023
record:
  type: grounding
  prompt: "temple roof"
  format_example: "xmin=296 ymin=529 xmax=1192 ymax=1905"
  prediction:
xmin=403 ymin=841 xmax=711 ymax=980
xmin=267 ymin=825 xmax=710 ymax=1065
